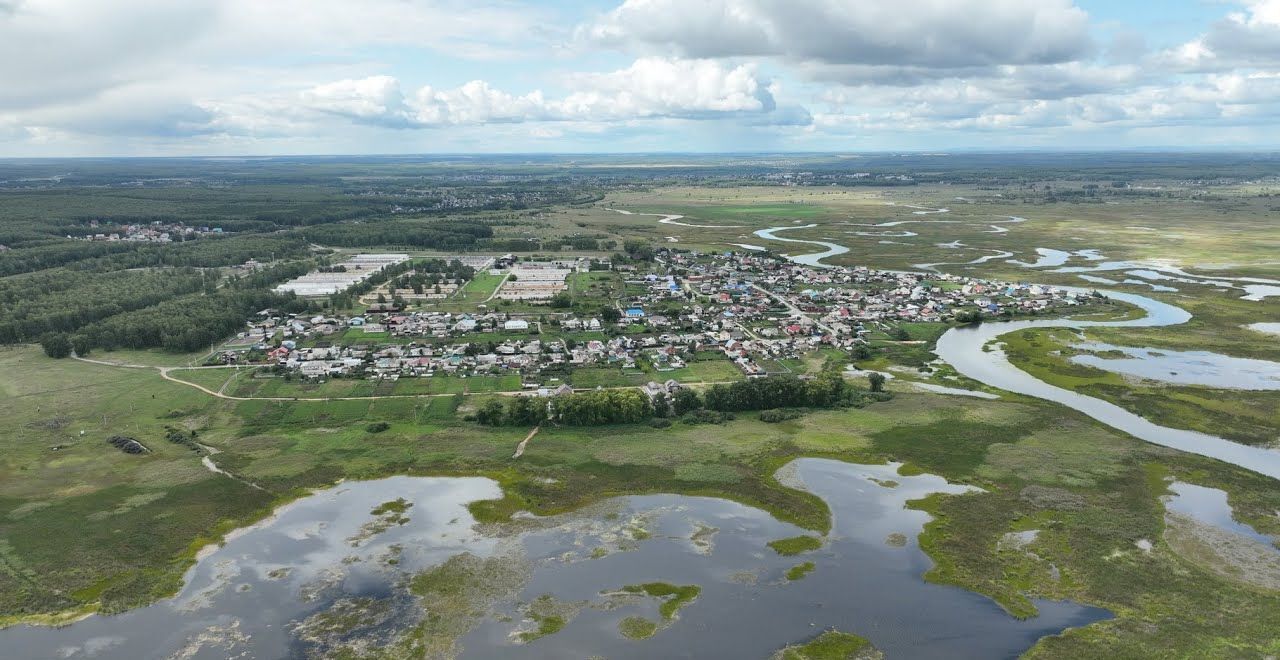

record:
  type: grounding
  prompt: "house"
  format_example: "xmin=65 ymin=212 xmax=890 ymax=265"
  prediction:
xmin=504 ymin=319 xmax=530 ymax=331
xmin=299 ymin=361 xmax=329 ymax=378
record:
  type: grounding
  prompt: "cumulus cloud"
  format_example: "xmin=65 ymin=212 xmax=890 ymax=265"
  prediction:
xmin=1159 ymin=1 xmax=1280 ymax=71
xmin=580 ymin=0 xmax=1093 ymax=73
xmin=4 ymin=0 xmax=1280 ymax=152
xmin=298 ymin=58 xmax=784 ymax=128
xmin=0 ymin=0 xmax=555 ymax=112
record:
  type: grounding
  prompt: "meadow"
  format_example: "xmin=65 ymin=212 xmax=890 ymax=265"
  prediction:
xmin=4 ymin=343 xmax=1280 ymax=656
xmin=3 ymin=157 xmax=1280 ymax=656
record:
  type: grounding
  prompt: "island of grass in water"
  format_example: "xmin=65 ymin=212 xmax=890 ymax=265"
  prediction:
xmin=0 ymin=461 xmax=1108 ymax=659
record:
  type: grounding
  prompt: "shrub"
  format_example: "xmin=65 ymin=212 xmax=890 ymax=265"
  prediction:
xmin=759 ymin=408 xmax=801 ymax=423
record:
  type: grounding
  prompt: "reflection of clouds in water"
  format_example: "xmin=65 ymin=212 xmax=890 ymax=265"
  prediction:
xmin=57 ymin=635 xmax=125 ymax=658
xmin=8 ymin=464 xmax=1111 ymax=660
xmin=1010 ymin=249 xmax=1280 ymax=302
xmin=936 ymin=289 xmax=1280 ymax=479
xmin=1070 ymin=342 xmax=1280 ymax=390
xmin=1246 ymin=323 xmax=1280 ymax=337
xmin=1243 ymin=285 xmax=1280 ymax=301
xmin=1165 ymin=482 xmax=1279 ymax=548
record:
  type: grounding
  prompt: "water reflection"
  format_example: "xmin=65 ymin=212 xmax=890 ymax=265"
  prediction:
xmin=935 ymin=289 xmax=1280 ymax=479
xmin=2 ymin=462 xmax=1110 ymax=660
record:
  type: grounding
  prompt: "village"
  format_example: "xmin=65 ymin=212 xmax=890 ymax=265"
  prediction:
xmin=75 ymin=219 xmax=229 ymax=242
xmin=219 ymin=248 xmax=1097 ymax=389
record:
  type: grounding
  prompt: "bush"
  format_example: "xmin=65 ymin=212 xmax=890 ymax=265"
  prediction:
xmin=681 ymin=409 xmax=734 ymax=425
xmin=366 ymin=421 xmax=391 ymax=433
xmin=759 ymin=408 xmax=801 ymax=423
xmin=40 ymin=333 xmax=72 ymax=359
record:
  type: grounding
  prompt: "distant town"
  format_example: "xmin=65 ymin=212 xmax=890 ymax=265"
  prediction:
xmin=220 ymin=248 xmax=1097 ymax=391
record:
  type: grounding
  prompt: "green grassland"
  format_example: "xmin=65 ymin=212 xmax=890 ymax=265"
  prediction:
xmin=4 ymin=343 xmax=1280 ymax=655
xmin=601 ymin=182 xmax=1280 ymax=448
xmin=775 ymin=630 xmax=877 ymax=660
xmin=4 ymin=169 xmax=1280 ymax=656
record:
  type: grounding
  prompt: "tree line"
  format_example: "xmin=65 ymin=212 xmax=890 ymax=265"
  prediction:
xmin=475 ymin=372 xmax=887 ymax=428
xmin=295 ymin=220 xmax=493 ymax=249
xmin=0 ymin=233 xmax=310 ymax=277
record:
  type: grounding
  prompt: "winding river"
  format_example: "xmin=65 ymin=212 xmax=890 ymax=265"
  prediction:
xmin=625 ymin=210 xmax=1280 ymax=480
xmin=744 ymin=223 xmax=1280 ymax=480
xmin=934 ymin=290 xmax=1280 ymax=480
xmin=752 ymin=225 xmax=849 ymax=268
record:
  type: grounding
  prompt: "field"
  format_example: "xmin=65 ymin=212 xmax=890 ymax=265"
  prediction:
xmin=3 ymin=155 xmax=1280 ymax=656
xmin=4 ymin=342 xmax=1280 ymax=654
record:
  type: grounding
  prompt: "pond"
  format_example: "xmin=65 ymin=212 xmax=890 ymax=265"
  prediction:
xmin=1 ymin=461 xmax=1110 ymax=659
xmin=1165 ymin=482 xmax=1279 ymax=549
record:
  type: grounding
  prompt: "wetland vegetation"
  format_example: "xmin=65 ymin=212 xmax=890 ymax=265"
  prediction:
xmin=3 ymin=154 xmax=1280 ymax=657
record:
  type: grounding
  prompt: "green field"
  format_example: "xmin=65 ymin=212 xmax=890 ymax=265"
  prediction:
xmin=4 ymin=159 xmax=1280 ymax=656
xmin=5 ymin=341 xmax=1280 ymax=655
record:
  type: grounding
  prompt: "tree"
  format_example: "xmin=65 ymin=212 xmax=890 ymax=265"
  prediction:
xmin=672 ymin=388 xmax=702 ymax=416
xmin=622 ymin=240 xmax=655 ymax=261
xmin=475 ymin=399 xmax=505 ymax=426
xmin=71 ymin=334 xmax=93 ymax=358
xmin=868 ymin=372 xmax=886 ymax=393
xmin=852 ymin=344 xmax=872 ymax=360
xmin=600 ymin=306 xmax=621 ymax=324
xmin=889 ymin=327 xmax=911 ymax=341
xmin=651 ymin=391 xmax=671 ymax=417
xmin=41 ymin=333 xmax=72 ymax=359
xmin=506 ymin=395 xmax=547 ymax=426
xmin=549 ymin=291 xmax=572 ymax=308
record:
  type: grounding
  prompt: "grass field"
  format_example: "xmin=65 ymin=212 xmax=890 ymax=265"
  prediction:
xmin=5 ymin=343 xmax=1280 ymax=656
xmin=4 ymin=177 xmax=1280 ymax=656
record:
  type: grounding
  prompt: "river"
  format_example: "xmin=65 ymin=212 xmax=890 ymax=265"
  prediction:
xmin=934 ymin=290 xmax=1280 ymax=479
xmin=743 ymin=223 xmax=1280 ymax=480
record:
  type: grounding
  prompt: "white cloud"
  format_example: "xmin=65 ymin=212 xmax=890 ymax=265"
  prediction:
xmin=580 ymin=0 xmax=1093 ymax=73
xmin=3 ymin=0 xmax=1280 ymax=153
xmin=296 ymin=58 xmax=783 ymax=128
xmin=1159 ymin=1 xmax=1280 ymax=71
xmin=0 ymin=0 xmax=556 ymax=113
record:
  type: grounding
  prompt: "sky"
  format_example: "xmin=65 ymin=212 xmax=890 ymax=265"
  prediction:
xmin=2 ymin=0 xmax=1280 ymax=156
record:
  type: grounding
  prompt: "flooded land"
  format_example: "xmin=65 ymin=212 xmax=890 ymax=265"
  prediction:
xmin=0 ymin=461 xmax=1109 ymax=659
